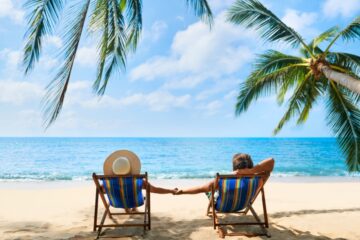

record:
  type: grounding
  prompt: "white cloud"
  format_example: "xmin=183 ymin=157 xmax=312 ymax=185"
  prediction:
xmin=224 ymin=90 xmax=237 ymax=101
xmin=149 ymin=21 xmax=168 ymax=42
xmin=0 ymin=48 xmax=59 ymax=72
xmin=0 ymin=80 xmax=44 ymax=104
xmin=130 ymin=13 xmax=256 ymax=89
xmin=144 ymin=91 xmax=190 ymax=111
xmin=0 ymin=0 xmax=24 ymax=24
xmin=176 ymin=16 xmax=184 ymax=22
xmin=82 ymin=91 xmax=191 ymax=111
xmin=0 ymin=48 xmax=21 ymax=68
xmin=282 ymin=9 xmax=317 ymax=33
xmin=75 ymin=46 xmax=97 ymax=66
xmin=39 ymin=55 xmax=59 ymax=69
xmin=44 ymin=36 xmax=63 ymax=48
xmin=323 ymin=0 xmax=360 ymax=18
xmin=208 ymin=0 xmax=233 ymax=12
xmin=199 ymin=100 xmax=223 ymax=116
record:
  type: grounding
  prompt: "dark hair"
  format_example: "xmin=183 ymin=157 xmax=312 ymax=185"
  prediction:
xmin=232 ymin=153 xmax=254 ymax=171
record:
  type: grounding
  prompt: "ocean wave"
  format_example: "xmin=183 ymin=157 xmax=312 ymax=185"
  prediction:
xmin=0 ymin=171 xmax=359 ymax=182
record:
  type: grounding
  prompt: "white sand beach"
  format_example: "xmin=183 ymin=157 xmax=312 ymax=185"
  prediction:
xmin=1 ymin=178 xmax=360 ymax=240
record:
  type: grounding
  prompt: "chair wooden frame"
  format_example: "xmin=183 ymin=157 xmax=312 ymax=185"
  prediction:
xmin=92 ymin=172 xmax=151 ymax=239
xmin=206 ymin=172 xmax=271 ymax=238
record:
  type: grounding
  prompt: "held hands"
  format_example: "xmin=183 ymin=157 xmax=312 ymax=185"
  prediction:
xmin=172 ymin=188 xmax=183 ymax=195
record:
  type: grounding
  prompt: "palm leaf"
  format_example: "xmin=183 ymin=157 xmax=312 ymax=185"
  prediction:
xmin=89 ymin=0 xmax=110 ymax=93
xmin=324 ymin=16 xmax=360 ymax=54
xmin=272 ymin=71 xmax=322 ymax=134
xmin=93 ymin=0 xmax=127 ymax=95
xmin=23 ymin=0 xmax=65 ymax=74
xmin=273 ymin=71 xmax=309 ymax=134
xmin=296 ymin=76 xmax=327 ymax=124
xmin=42 ymin=0 xmax=91 ymax=127
xmin=186 ymin=0 xmax=213 ymax=26
xmin=339 ymin=16 xmax=360 ymax=41
xmin=227 ymin=0 xmax=311 ymax=55
xmin=311 ymin=26 xmax=338 ymax=50
xmin=327 ymin=52 xmax=360 ymax=78
xmin=126 ymin=0 xmax=142 ymax=51
xmin=327 ymin=82 xmax=360 ymax=171
xmin=236 ymin=51 xmax=307 ymax=114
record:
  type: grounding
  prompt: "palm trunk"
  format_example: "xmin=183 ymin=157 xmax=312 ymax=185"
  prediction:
xmin=318 ymin=63 xmax=360 ymax=94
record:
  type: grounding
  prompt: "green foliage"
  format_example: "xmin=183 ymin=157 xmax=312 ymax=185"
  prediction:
xmin=325 ymin=16 xmax=360 ymax=54
xmin=227 ymin=0 xmax=309 ymax=51
xmin=327 ymin=52 xmax=360 ymax=78
xmin=327 ymin=83 xmax=360 ymax=171
xmin=229 ymin=0 xmax=360 ymax=171
xmin=43 ymin=0 xmax=91 ymax=127
xmin=186 ymin=0 xmax=213 ymax=26
xmin=23 ymin=0 xmax=213 ymax=127
xmin=311 ymin=27 xmax=338 ymax=50
xmin=23 ymin=0 xmax=65 ymax=73
xmin=236 ymin=50 xmax=306 ymax=114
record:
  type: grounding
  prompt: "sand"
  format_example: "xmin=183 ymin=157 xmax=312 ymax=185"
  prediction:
xmin=0 ymin=178 xmax=360 ymax=240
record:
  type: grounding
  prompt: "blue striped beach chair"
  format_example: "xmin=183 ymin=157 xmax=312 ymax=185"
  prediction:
xmin=92 ymin=172 xmax=150 ymax=239
xmin=207 ymin=172 xmax=270 ymax=238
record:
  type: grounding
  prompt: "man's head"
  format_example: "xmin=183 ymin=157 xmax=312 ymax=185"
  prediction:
xmin=232 ymin=153 xmax=254 ymax=171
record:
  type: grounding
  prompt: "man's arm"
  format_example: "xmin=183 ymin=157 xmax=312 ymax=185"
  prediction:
xmin=235 ymin=158 xmax=275 ymax=175
xmin=254 ymin=157 xmax=275 ymax=172
xmin=175 ymin=180 xmax=215 ymax=194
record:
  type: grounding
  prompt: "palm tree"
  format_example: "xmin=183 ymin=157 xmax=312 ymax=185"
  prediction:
xmin=23 ymin=0 xmax=213 ymax=127
xmin=227 ymin=0 xmax=360 ymax=171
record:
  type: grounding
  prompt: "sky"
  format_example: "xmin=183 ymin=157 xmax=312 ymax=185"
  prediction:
xmin=0 ymin=0 xmax=359 ymax=137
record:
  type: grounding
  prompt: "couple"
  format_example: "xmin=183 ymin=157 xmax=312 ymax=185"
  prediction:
xmin=104 ymin=150 xmax=274 ymax=198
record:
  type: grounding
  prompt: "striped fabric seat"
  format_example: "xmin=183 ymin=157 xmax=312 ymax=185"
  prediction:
xmin=102 ymin=177 xmax=144 ymax=209
xmin=215 ymin=177 xmax=262 ymax=213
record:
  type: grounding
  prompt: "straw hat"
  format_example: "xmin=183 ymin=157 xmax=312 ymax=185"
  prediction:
xmin=103 ymin=150 xmax=141 ymax=175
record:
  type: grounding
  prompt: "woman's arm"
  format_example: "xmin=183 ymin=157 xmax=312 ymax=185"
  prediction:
xmin=143 ymin=179 xmax=177 ymax=194
xmin=175 ymin=180 xmax=215 ymax=194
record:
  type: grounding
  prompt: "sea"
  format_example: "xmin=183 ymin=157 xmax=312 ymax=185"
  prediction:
xmin=0 ymin=137 xmax=359 ymax=181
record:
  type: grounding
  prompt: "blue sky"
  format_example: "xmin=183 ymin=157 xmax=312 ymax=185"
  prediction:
xmin=0 ymin=0 xmax=359 ymax=137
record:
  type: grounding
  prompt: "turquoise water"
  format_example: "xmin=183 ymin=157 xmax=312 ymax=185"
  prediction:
xmin=0 ymin=137 xmax=357 ymax=181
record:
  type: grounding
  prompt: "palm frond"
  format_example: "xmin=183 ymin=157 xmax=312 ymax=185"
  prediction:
xmin=126 ymin=0 xmax=142 ymax=51
xmin=325 ymin=16 xmax=360 ymax=53
xmin=296 ymin=76 xmax=327 ymax=124
xmin=311 ymin=26 xmax=338 ymax=50
xmin=227 ymin=0 xmax=311 ymax=54
xmin=42 ymin=0 xmax=91 ymax=127
xmin=236 ymin=51 xmax=307 ymax=115
xmin=327 ymin=52 xmax=360 ymax=78
xmin=90 ymin=0 xmax=110 ymax=93
xmin=272 ymin=71 xmax=322 ymax=134
xmin=23 ymin=0 xmax=65 ymax=74
xmin=186 ymin=0 xmax=213 ymax=26
xmin=327 ymin=82 xmax=360 ymax=171
xmin=339 ymin=16 xmax=360 ymax=41
xmin=94 ymin=0 xmax=127 ymax=95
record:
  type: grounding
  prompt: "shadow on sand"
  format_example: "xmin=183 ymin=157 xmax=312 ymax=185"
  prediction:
xmin=3 ymin=207 xmax=360 ymax=240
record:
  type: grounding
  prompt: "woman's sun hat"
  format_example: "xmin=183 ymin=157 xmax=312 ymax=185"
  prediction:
xmin=103 ymin=150 xmax=141 ymax=175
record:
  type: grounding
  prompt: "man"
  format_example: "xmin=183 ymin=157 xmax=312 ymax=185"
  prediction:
xmin=175 ymin=153 xmax=274 ymax=195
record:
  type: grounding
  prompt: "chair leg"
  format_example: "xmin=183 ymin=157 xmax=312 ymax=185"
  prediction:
xmin=96 ymin=209 xmax=109 ymax=239
xmin=93 ymin=188 xmax=99 ymax=231
xmin=144 ymin=197 xmax=148 ymax=232
xmin=261 ymin=189 xmax=269 ymax=228
xmin=147 ymin=186 xmax=151 ymax=230
xmin=249 ymin=206 xmax=270 ymax=237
